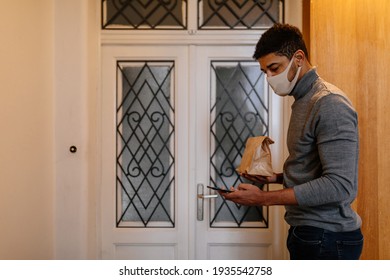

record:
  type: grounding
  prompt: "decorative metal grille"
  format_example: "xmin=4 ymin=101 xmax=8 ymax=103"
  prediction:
xmin=102 ymin=0 xmax=187 ymax=30
xmin=210 ymin=61 xmax=269 ymax=228
xmin=198 ymin=0 xmax=281 ymax=30
xmin=116 ymin=61 xmax=175 ymax=228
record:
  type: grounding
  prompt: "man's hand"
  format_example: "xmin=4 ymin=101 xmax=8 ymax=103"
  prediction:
xmin=220 ymin=183 xmax=265 ymax=206
xmin=220 ymin=183 xmax=298 ymax=206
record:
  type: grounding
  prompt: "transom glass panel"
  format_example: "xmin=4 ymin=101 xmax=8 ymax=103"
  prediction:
xmin=116 ymin=61 xmax=175 ymax=228
xmin=102 ymin=0 xmax=188 ymax=30
xmin=210 ymin=61 xmax=269 ymax=227
xmin=199 ymin=0 xmax=281 ymax=30
xmin=101 ymin=0 xmax=282 ymax=30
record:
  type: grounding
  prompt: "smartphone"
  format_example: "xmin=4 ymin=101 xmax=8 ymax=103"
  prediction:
xmin=207 ymin=186 xmax=233 ymax=193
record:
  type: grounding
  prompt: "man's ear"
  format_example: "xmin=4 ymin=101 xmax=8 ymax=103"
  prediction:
xmin=294 ymin=50 xmax=305 ymax=66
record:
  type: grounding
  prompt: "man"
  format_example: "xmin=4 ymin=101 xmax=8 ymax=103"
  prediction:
xmin=221 ymin=23 xmax=363 ymax=260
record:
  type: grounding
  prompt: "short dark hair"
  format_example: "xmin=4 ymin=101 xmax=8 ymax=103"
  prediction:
xmin=253 ymin=23 xmax=309 ymax=60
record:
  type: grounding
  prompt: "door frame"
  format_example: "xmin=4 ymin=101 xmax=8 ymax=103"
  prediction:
xmin=99 ymin=43 xmax=289 ymax=260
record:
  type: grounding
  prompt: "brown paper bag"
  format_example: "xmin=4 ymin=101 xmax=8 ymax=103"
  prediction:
xmin=236 ymin=136 xmax=274 ymax=177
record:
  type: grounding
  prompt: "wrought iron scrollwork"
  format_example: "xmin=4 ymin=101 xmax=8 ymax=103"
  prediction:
xmin=210 ymin=61 xmax=269 ymax=228
xmin=116 ymin=61 xmax=175 ymax=228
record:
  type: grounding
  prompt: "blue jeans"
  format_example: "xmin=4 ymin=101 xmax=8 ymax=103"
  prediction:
xmin=287 ymin=226 xmax=364 ymax=260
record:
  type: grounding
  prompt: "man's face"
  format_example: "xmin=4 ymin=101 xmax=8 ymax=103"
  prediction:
xmin=258 ymin=52 xmax=297 ymax=82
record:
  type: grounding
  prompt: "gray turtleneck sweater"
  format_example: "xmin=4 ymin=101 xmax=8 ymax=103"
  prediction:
xmin=283 ymin=68 xmax=362 ymax=232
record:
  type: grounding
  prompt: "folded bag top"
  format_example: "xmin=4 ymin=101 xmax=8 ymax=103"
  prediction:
xmin=236 ymin=136 xmax=274 ymax=177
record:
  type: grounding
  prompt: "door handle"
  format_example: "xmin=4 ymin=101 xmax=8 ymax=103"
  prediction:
xmin=197 ymin=194 xmax=218 ymax=199
xmin=197 ymin=183 xmax=217 ymax=221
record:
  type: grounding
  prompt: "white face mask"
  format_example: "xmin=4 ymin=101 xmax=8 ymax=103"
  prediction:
xmin=267 ymin=57 xmax=301 ymax=96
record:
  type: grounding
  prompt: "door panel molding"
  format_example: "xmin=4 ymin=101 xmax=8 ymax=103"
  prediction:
xmin=101 ymin=45 xmax=190 ymax=259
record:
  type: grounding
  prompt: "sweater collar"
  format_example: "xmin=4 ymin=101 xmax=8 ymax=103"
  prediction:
xmin=290 ymin=68 xmax=319 ymax=100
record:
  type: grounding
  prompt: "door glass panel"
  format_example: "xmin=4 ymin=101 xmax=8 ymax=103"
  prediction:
xmin=210 ymin=61 xmax=269 ymax=228
xmin=116 ymin=61 xmax=175 ymax=227
xmin=198 ymin=0 xmax=280 ymax=30
xmin=102 ymin=0 xmax=187 ymax=30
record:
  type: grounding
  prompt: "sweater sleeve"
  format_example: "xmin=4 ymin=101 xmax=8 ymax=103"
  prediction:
xmin=293 ymin=94 xmax=359 ymax=207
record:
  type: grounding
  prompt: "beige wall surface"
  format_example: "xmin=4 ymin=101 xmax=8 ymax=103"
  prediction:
xmin=0 ymin=1 xmax=55 ymax=259
xmin=310 ymin=0 xmax=390 ymax=259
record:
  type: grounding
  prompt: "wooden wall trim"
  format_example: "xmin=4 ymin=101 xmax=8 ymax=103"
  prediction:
xmin=301 ymin=0 xmax=310 ymax=58
xmin=310 ymin=0 xmax=390 ymax=259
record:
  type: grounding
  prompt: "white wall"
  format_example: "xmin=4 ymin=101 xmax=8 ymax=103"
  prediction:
xmin=53 ymin=0 xmax=99 ymax=259
xmin=0 ymin=0 xmax=99 ymax=259
xmin=0 ymin=0 xmax=55 ymax=259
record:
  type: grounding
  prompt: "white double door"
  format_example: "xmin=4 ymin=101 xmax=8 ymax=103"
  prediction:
xmin=101 ymin=43 xmax=288 ymax=260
